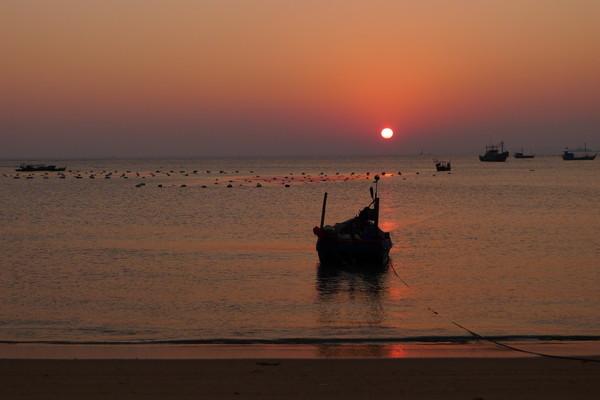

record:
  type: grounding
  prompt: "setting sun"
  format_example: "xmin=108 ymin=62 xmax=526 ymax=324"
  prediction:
xmin=381 ymin=128 xmax=394 ymax=139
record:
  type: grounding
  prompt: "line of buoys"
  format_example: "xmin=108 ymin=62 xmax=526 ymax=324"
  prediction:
xmin=4 ymin=167 xmax=447 ymax=191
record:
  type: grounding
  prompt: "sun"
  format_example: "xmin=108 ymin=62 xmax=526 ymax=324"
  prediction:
xmin=381 ymin=128 xmax=394 ymax=139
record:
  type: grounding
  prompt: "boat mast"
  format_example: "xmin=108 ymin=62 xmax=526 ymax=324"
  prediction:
xmin=320 ymin=192 xmax=328 ymax=228
xmin=373 ymin=175 xmax=380 ymax=228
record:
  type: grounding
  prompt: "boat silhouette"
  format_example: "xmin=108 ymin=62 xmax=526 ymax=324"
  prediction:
xmin=514 ymin=148 xmax=535 ymax=159
xmin=313 ymin=176 xmax=392 ymax=267
xmin=479 ymin=142 xmax=509 ymax=162
xmin=562 ymin=144 xmax=597 ymax=160
xmin=434 ymin=160 xmax=451 ymax=171
xmin=15 ymin=164 xmax=66 ymax=172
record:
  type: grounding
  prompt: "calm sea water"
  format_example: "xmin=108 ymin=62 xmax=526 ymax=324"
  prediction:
xmin=1 ymin=156 xmax=599 ymax=343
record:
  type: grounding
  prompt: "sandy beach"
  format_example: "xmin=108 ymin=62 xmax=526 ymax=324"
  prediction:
xmin=2 ymin=342 xmax=600 ymax=399
xmin=1 ymin=357 xmax=599 ymax=399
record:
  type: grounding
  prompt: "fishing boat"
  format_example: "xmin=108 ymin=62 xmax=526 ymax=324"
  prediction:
xmin=434 ymin=160 xmax=451 ymax=171
xmin=479 ymin=142 xmax=509 ymax=162
xmin=514 ymin=148 xmax=535 ymax=159
xmin=562 ymin=144 xmax=597 ymax=161
xmin=313 ymin=175 xmax=392 ymax=267
xmin=15 ymin=164 xmax=66 ymax=172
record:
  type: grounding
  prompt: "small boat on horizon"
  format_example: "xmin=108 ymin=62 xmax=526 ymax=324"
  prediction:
xmin=562 ymin=144 xmax=597 ymax=161
xmin=479 ymin=142 xmax=509 ymax=162
xmin=434 ymin=160 xmax=451 ymax=171
xmin=514 ymin=148 xmax=535 ymax=159
xmin=15 ymin=163 xmax=66 ymax=172
xmin=313 ymin=175 xmax=392 ymax=267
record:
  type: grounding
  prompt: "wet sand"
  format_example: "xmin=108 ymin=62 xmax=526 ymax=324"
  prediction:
xmin=1 ymin=357 xmax=599 ymax=399
xmin=2 ymin=342 xmax=600 ymax=399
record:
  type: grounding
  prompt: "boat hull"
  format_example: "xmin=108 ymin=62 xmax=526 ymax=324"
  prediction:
xmin=316 ymin=236 xmax=392 ymax=267
xmin=15 ymin=165 xmax=66 ymax=172
xmin=514 ymin=153 xmax=535 ymax=159
xmin=479 ymin=152 xmax=509 ymax=162
xmin=562 ymin=154 xmax=597 ymax=160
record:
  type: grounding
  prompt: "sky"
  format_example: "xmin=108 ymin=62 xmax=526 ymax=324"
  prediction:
xmin=1 ymin=0 xmax=599 ymax=158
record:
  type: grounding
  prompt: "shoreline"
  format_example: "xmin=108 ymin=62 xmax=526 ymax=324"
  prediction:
xmin=1 ymin=340 xmax=599 ymax=360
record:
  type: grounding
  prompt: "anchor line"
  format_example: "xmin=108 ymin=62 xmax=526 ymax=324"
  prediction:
xmin=388 ymin=263 xmax=600 ymax=364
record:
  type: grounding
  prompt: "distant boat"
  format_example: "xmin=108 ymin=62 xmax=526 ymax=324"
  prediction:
xmin=15 ymin=164 xmax=66 ymax=172
xmin=479 ymin=141 xmax=509 ymax=162
xmin=434 ymin=160 xmax=451 ymax=171
xmin=313 ymin=175 xmax=392 ymax=267
xmin=562 ymin=144 xmax=597 ymax=161
xmin=514 ymin=148 xmax=535 ymax=159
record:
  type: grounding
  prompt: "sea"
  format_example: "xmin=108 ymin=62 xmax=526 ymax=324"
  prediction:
xmin=1 ymin=156 xmax=599 ymax=344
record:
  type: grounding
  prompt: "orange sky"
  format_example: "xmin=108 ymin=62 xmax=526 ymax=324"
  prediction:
xmin=1 ymin=0 xmax=599 ymax=157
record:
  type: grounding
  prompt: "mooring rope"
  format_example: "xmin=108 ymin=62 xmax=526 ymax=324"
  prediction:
xmin=388 ymin=263 xmax=600 ymax=364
